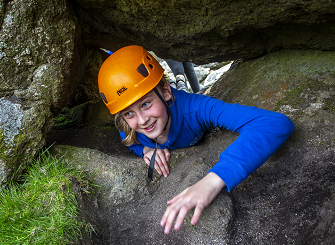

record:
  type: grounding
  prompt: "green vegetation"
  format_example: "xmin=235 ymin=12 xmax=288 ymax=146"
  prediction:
xmin=0 ymin=149 xmax=97 ymax=244
xmin=186 ymin=214 xmax=197 ymax=234
xmin=274 ymin=79 xmax=335 ymax=114
xmin=54 ymin=112 xmax=76 ymax=129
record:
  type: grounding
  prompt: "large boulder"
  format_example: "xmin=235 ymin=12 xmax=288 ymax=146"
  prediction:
xmin=74 ymin=0 xmax=335 ymax=63
xmin=50 ymin=130 xmax=235 ymax=244
xmin=208 ymin=49 xmax=335 ymax=244
xmin=0 ymin=0 xmax=82 ymax=184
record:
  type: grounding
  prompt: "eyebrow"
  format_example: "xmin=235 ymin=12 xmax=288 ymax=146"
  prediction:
xmin=121 ymin=92 xmax=155 ymax=114
xmin=138 ymin=92 xmax=155 ymax=102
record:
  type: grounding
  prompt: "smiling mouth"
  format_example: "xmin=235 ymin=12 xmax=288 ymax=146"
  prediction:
xmin=144 ymin=121 xmax=156 ymax=132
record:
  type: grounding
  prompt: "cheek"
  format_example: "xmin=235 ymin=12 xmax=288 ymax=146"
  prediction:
xmin=152 ymin=103 xmax=167 ymax=118
xmin=125 ymin=118 xmax=138 ymax=130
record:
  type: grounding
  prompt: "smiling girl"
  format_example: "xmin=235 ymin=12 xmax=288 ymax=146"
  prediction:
xmin=98 ymin=45 xmax=294 ymax=234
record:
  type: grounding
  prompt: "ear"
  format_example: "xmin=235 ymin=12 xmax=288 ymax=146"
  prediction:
xmin=162 ymin=82 xmax=172 ymax=101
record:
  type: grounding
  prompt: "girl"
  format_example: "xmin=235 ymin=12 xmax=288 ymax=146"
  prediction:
xmin=98 ymin=45 xmax=294 ymax=234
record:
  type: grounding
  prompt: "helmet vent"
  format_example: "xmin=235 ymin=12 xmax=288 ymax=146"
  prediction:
xmin=149 ymin=64 xmax=153 ymax=69
xmin=100 ymin=92 xmax=108 ymax=104
xmin=146 ymin=55 xmax=152 ymax=60
xmin=137 ymin=63 xmax=149 ymax=77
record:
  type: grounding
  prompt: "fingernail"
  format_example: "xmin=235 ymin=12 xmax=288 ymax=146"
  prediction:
xmin=160 ymin=172 xmax=162 ymax=175
xmin=174 ymin=223 xmax=180 ymax=230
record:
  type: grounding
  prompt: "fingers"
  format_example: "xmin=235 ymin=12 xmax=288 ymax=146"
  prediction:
xmin=143 ymin=156 xmax=164 ymax=175
xmin=163 ymin=148 xmax=170 ymax=162
xmin=160 ymin=188 xmax=193 ymax=234
xmin=160 ymin=173 xmax=226 ymax=235
xmin=191 ymin=202 xmax=205 ymax=225
xmin=155 ymin=149 xmax=169 ymax=177
xmin=143 ymin=148 xmax=170 ymax=177
xmin=174 ymin=206 xmax=189 ymax=231
xmin=161 ymin=198 xmax=196 ymax=234
xmin=143 ymin=156 xmax=150 ymax=165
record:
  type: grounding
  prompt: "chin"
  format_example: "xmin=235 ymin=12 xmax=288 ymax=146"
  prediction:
xmin=144 ymin=129 xmax=163 ymax=140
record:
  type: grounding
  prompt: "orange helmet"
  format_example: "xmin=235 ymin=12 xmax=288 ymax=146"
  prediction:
xmin=98 ymin=45 xmax=164 ymax=114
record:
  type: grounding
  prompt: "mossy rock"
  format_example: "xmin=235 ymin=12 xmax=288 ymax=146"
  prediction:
xmin=208 ymin=49 xmax=335 ymax=113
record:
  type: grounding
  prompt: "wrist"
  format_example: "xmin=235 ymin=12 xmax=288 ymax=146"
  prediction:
xmin=206 ymin=172 xmax=226 ymax=190
xmin=142 ymin=146 xmax=151 ymax=155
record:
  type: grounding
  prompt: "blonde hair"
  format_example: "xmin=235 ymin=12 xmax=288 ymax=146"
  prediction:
xmin=115 ymin=74 xmax=171 ymax=146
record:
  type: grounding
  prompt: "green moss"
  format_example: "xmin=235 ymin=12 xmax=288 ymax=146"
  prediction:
xmin=274 ymin=85 xmax=304 ymax=110
xmin=274 ymin=79 xmax=335 ymax=115
xmin=53 ymin=111 xmax=75 ymax=129
xmin=0 ymin=129 xmax=28 ymax=171
xmin=0 ymin=130 xmax=7 ymax=162
xmin=323 ymin=96 xmax=335 ymax=111
xmin=105 ymin=125 xmax=118 ymax=131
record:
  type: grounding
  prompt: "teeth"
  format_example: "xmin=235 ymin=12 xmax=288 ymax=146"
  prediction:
xmin=146 ymin=122 xmax=154 ymax=129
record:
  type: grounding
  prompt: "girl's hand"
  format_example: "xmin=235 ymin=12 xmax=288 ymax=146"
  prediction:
xmin=160 ymin=172 xmax=225 ymax=234
xmin=143 ymin=147 xmax=170 ymax=177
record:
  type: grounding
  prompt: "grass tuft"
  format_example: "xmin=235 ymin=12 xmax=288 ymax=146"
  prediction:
xmin=0 ymin=150 xmax=95 ymax=244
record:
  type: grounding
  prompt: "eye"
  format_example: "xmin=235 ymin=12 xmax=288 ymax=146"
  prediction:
xmin=123 ymin=111 xmax=133 ymax=118
xmin=142 ymin=101 xmax=151 ymax=108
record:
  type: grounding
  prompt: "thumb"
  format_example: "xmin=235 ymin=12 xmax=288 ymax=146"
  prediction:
xmin=144 ymin=156 xmax=150 ymax=165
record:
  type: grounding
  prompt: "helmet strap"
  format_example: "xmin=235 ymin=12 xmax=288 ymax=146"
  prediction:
xmin=153 ymin=87 xmax=171 ymax=131
xmin=118 ymin=87 xmax=169 ymax=182
xmin=147 ymin=88 xmax=170 ymax=181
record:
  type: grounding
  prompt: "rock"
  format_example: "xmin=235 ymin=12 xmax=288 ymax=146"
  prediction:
xmin=207 ymin=49 xmax=335 ymax=112
xmin=0 ymin=0 xmax=82 ymax=184
xmin=50 ymin=127 xmax=237 ymax=244
xmin=156 ymin=55 xmax=229 ymax=91
xmin=69 ymin=47 xmax=105 ymax=107
xmin=50 ymin=145 xmax=158 ymax=206
xmin=202 ymin=62 xmax=232 ymax=88
xmin=208 ymin=49 xmax=335 ymax=244
xmin=194 ymin=66 xmax=210 ymax=83
xmin=74 ymin=0 xmax=335 ymax=63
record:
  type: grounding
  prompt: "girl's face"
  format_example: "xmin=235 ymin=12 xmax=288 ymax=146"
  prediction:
xmin=120 ymin=83 xmax=172 ymax=140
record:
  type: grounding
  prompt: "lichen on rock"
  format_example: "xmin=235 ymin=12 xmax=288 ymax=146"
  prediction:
xmin=0 ymin=98 xmax=23 ymax=146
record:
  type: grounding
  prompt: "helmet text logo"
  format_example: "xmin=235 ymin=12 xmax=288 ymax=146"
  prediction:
xmin=117 ymin=86 xmax=128 ymax=96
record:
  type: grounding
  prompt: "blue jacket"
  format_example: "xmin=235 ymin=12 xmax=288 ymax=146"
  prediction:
xmin=120 ymin=88 xmax=294 ymax=192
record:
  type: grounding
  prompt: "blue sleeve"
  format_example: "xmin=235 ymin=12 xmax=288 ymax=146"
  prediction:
xmin=201 ymin=98 xmax=294 ymax=192
xmin=119 ymin=130 xmax=145 ymax=157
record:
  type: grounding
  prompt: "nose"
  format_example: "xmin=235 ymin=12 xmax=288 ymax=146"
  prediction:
xmin=137 ymin=111 xmax=149 ymax=126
